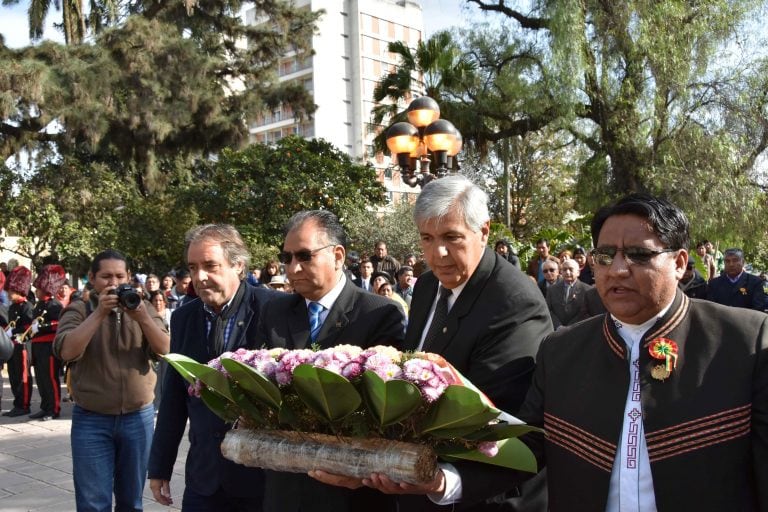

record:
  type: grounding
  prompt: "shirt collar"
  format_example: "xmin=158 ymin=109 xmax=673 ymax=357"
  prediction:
xmin=612 ymin=300 xmax=674 ymax=348
xmin=203 ymin=292 xmax=236 ymax=318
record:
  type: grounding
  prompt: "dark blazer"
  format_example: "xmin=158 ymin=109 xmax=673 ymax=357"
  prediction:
xmin=578 ymin=285 xmax=607 ymax=321
xmin=259 ymin=276 xmax=405 ymax=512
xmin=460 ymin=291 xmax=768 ymax=512
xmin=546 ymin=279 xmax=592 ymax=329
xmin=257 ymin=277 xmax=405 ymax=350
xmin=400 ymin=248 xmax=553 ymax=512
xmin=148 ymin=282 xmax=274 ymax=499
xmin=706 ymin=271 xmax=767 ymax=311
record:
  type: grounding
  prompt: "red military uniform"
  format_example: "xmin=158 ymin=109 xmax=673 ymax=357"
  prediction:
xmin=28 ymin=265 xmax=67 ymax=420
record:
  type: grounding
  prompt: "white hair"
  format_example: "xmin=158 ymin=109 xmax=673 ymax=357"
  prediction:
xmin=413 ymin=175 xmax=490 ymax=231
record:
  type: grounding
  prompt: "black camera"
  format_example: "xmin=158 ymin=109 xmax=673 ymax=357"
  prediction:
xmin=109 ymin=283 xmax=142 ymax=310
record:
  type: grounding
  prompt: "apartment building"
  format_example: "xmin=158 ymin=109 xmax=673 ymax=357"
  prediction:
xmin=246 ymin=0 xmax=425 ymax=204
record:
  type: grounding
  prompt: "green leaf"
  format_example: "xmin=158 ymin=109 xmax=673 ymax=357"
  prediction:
xmin=229 ymin=384 xmax=265 ymax=425
xmin=221 ymin=358 xmax=281 ymax=410
xmin=199 ymin=387 xmax=239 ymax=423
xmin=163 ymin=353 xmax=203 ymax=384
xmin=360 ymin=370 xmax=422 ymax=428
xmin=462 ymin=422 xmax=544 ymax=441
xmin=438 ymin=438 xmax=538 ymax=473
xmin=292 ymin=364 xmax=362 ymax=423
xmin=162 ymin=353 xmax=233 ymax=401
xmin=419 ymin=385 xmax=499 ymax=434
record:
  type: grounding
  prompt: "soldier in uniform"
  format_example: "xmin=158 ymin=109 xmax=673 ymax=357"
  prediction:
xmin=28 ymin=264 xmax=67 ymax=420
xmin=2 ymin=266 xmax=34 ymax=417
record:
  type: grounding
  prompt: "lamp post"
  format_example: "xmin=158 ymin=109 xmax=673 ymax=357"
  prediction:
xmin=385 ymin=96 xmax=462 ymax=188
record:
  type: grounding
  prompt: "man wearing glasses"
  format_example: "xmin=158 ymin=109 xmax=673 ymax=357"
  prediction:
xmin=257 ymin=209 xmax=405 ymax=512
xmin=349 ymin=193 xmax=768 ymax=512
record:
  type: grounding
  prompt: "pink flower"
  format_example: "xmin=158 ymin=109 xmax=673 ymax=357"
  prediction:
xmin=364 ymin=353 xmax=403 ymax=381
xmin=402 ymin=359 xmax=449 ymax=401
xmin=275 ymin=349 xmax=316 ymax=386
xmin=341 ymin=361 xmax=364 ymax=379
xmin=188 ymin=380 xmax=203 ymax=398
xmin=478 ymin=441 xmax=499 ymax=458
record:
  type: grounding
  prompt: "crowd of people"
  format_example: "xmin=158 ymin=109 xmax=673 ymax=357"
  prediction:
xmin=0 ymin=175 xmax=766 ymax=511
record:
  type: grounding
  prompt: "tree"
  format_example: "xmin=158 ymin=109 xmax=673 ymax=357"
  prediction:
xmin=183 ymin=136 xmax=387 ymax=247
xmin=344 ymin=201 xmax=421 ymax=261
xmin=0 ymin=1 xmax=319 ymax=193
xmin=466 ymin=0 xmax=768 ymax=199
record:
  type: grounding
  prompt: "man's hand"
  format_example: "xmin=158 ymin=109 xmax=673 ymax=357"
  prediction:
xmin=149 ymin=478 xmax=173 ymax=506
xmin=309 ymin=469 xmax=446 ymax=496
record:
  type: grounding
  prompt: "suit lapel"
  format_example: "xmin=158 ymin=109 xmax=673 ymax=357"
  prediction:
xmin=315 ymin=279 xmax=353 ymax=348
xmin=287 ymin=296 xmax=311 ymax=349
xmin=403 ymin=274 xmax=439 ymax=351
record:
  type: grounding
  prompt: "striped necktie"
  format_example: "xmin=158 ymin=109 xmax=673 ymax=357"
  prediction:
xmin=308 ymin=302 xmax=325 ymax=342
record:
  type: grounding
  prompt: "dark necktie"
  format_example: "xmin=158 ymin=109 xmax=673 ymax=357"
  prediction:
xmin=422 ymin=286 xmax=452 ymax=351
xmin=308 ymin=302 xmax=324 ymax=343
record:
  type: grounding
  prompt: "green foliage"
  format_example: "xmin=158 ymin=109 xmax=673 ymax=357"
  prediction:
xmin=185 ymin=137 xmax=386 ymax=247
xmin=344 ymin=200 xmax=421 ymax=261
xmin=1 ymin=1 xmax=319 ymax=192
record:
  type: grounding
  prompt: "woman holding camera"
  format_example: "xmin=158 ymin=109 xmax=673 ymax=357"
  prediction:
xmin=54 ymin=249 xmax=169 ymax=512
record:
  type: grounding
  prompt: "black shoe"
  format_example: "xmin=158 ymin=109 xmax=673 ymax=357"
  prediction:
xmin=3 ymin=408 xmax=31 ymax=417
xmin=28 ymin=410 xmax=50 ymax=419
xmin=40 ymin=413 xmax=60 ymax=421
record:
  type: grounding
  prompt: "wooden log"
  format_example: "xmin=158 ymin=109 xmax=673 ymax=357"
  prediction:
xmin=221 ymin=429 xmax=438 ymax=484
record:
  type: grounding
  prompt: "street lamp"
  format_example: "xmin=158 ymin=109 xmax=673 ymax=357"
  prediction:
xmin=385 ymin=96 xmax=462 ymax=188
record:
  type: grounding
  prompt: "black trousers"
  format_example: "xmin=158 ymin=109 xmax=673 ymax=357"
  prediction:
xmin=7 ymin=342 xmax=33 ymax=410
xmin=31 ymin=342 xmax=61 ymax=415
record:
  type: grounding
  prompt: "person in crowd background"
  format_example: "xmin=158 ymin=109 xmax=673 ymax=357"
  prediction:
xmin=679 ymin=260 xmax=708 ymax=299
xmin=394 ymin=266 xmax=414 ymax=308
xmin=370 ymin=241 xmax=401 ymax=276
xmin=28 ymin=264 xmax=67 ymax=421
xmin=538 ymin=256 xmax=561 ymax=298
xmin=2 ymin=266 xmax=34 ymax=417
xmin=573 ymin=246 xmax=594 ymax=285
xmin=706 ymin=247 xmax=767 ymax=311
xmin=167 ymin=269 xmax=191 ymax=311
xmin=527 ymin=238 xmax=551 ymax=284
xmin=545 ymin=258 xmax=592 ymax=329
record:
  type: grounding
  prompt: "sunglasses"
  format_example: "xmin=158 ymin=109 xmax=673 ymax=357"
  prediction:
xmin=278 ymin=244 xmax=334 ymax=264
xmin=592 ymin=246 xmax=676 ymax=267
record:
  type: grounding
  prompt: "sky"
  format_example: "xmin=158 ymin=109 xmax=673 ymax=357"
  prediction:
xmin=0 ymin=1 xmax=478 ymax=48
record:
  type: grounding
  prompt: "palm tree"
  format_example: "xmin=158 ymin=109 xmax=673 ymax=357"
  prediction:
xmin=2 ymin=0 xmax=119 ymax=45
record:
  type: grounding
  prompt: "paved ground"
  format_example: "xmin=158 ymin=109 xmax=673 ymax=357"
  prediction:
xmin=0 ymin=368 xmax=189 ymax=511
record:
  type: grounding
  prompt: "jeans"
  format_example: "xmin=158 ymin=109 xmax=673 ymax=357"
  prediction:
xmin=71 ymin=404 xmax=155 ymax=512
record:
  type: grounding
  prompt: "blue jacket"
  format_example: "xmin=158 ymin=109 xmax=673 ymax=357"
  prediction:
xmin=148 ymin=281 xmax=274 ymax=497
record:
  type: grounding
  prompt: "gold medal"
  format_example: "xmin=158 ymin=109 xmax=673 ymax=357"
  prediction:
xmin=651 ymin=364 xmax=671 ymax=381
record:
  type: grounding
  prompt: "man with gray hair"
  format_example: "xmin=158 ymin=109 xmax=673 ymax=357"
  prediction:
xmin=706 ymin=248 xmax=767 ymax=311
xmin=311 ymin=176 xmax=553 ymax=511
xmin=149 ymin=224 xmax=274 ymax=511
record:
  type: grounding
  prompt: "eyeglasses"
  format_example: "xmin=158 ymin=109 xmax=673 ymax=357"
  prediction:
xmin=592 ymin=246 xmax=677 ymax=267
xmin=278 ymin=244 xmax=335 ymax=264
xmin=543 ymin=268 xmax=558 ymax=273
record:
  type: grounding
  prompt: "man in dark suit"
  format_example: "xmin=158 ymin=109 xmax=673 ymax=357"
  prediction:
xmin=538 ymin=256 xmax=560 ymax=297
xmin=148 ymin=224 xmax=274 ymax=511
xmin=259 ymin=210 xmax=405 ymax=512
xmin=546 ymin=259 xmax=592 ymax=329
xmin=311 ymin=176 xmax=552 ymax=511
xmin=706 ymin=247 xmax=766 ymax=310
xmin=379 ymin=194 xmax=768 ymax=512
